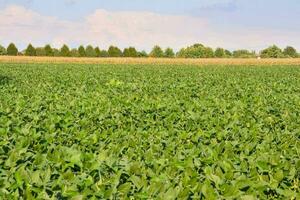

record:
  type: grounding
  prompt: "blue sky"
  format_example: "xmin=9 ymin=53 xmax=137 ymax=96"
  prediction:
xmin=0 ymin=0 xmax=299 ymax=51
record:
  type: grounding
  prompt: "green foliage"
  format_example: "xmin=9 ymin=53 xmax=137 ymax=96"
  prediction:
xmin=150 ymin=45 xmax=164 ymax=57
xmin=224 ymin=49 xmax=232 ymax=57
xmin=123 ymin=47 xmax=138 ymax=57
xmin=78 ymin=45 xmax=86 ymax=57
xmin=86 ymin=45 xmax=97 ymax=57
xmin=95 ymin=47 xmax=101 ymax=57
xmin=0 ymin=45 xmax=6 ymax=55
xmin=99 ymin=50 xmax=109 ymax=57
xmin=44 ymin=44 xmax=54 ymax=57
xmin=53 ymin=48 xmax=60 ymax=57
xmin=164 ymin=47 xmax=175 ymax=58
xmin=215 ymin=48 xmax=225 ymax=58
xmin=108 ymin=46 xmax=122 ymax=57
xmin=138 ymin=50 xmax=148 ymax=57
xmin=283 ymin=46 xmax=298 ymax=58
xmin=70 ymin=48 xmax=80 ymax=57
xmin=35 ymin=47 xmax=46 ymax=56
xmin=25 ymin=44 xmax=36 ymax=56
xmin=260 ymin=45 xmax=284 ymax=58
xmin=7 ymin=43 xmax=18 ymax=56
xmin=177 ymin=44 xmax=214 ymax=58
xmin=60 ymin=44 xmax=71 ymax=57
xmin=233 ymin=50 xmax=256 ymax=58
xmin=0 ymin=64 xmax=299 ymax=199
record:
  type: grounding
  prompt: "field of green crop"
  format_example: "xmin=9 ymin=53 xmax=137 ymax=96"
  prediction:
xmin=0 ymin=63 xmax=299 ymax=199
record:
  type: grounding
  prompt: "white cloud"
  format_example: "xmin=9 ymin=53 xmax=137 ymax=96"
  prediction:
xmin=0 ymin=5 xmax=299 ymax=51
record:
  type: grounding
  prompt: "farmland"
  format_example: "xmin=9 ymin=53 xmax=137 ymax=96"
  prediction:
xmin=0 ymin=62 xmax=299 ymax=199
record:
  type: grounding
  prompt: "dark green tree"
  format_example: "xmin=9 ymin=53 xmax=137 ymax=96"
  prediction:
xmin=215 ymin=48 xmax=225 ymax=58
xmin=108 ymin=46 xmax=122 ymax=57
xmin=260 ymin=45 xmax=283 ymax=58
xmin=95 ymin=47 xmax=101 ymax=57
xmin=164 ymin=48 xmax=175 ymax=58
xmin=60 ymin=45 xmax=71 ymax=57
xmin=224 ymin=49 xmax=232 ymax=57
xmin=138 ymin=50 xmax=148 ymax=57
xmin=176 ymin=44 xmax=214 ymax=58
xmin=123 ymin=47 xmax=138 ymax=57
xmin=150 ymin=45 xmax=164 ymax=58
xmin=25 ymin=44 xmax=36 ymax=56
xmin=45 ymin=44 xmax=54 ymax=56
xmin=36 ymin=47 xmax=46 ymax=56
xmin=78 ymin=45 xmax=86 ymax=57
xmin=86 ymin=45 xmax=97 ymax=57
xmin=232 ymin=49 xmax=256 ymax=58
xmin=0 ymin=45 xmax=7 ymax=55
xmin=7 ymin=43 xmax=18 ymax=56
xmin=283 ymin=46 xmax=298 ymax=58
xmin=53 ymin=49 xmax=60 ymax=57
xmin=70 ymin=48 xmax=80 ymax=57
xmin=99 ymin=50 xmax=109 ymax=57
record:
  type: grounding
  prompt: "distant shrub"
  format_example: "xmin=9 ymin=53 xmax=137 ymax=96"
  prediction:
xmin=233 ymin=49 xmax=256 ymax=58
xmin=45 ymin=45 xmax=54 ymax=56
xmin=60 ymin=45 xmax=71 ymax=57
xmin=25 ymin=44 xmax=36 ymax=56
xmin=78 ymin=45 xmax=86 ymax=57
xmin=0 ymin=45 xmax=6 ymax=55
xmin=215 ymin=48 xmax=225 ymax=58
xmin=85 ymin=45 xmax=97 ymax=57
xmin=108 ymin=46 xmax=122 ymax=57
xmin=7 ymin=43 xmax=18 ymax=56
xmin=36 ymin=47 xmax=47 ymax=56
xmin=95 ymin=47 xmax=101 ymax=57
xmin=150 ymin=45 xmax=164 ymax=58
xmin=164 ymin=48 xmax=175 ymax=58
xmin=177 ymin=44 xmax=214 ymax=58
xmin=260 ymin=45 xmax=284 ymax=58
xmin=99 ymin=50 xmax=109 ymax=57
xmin=123 ymin=47 xmax=138 ymax=57
xmin=71 ymin=48 xmax=80 ymax=57
xmin=138 ymin=50 xmax=148 ymax=57
xmin=283 ymin=46 xmax=298 ymax=58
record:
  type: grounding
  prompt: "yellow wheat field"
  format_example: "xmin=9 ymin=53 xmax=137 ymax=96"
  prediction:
xmin=1 ymin=56 xmax=300 ymax=65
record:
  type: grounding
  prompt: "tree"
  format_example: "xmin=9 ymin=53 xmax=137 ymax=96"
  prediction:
xmin=99 ymin=50 xmax=109 ymax=57
xmin=36 ymin=47 xmax=46 ymax=56
xmin=232 ymin=49 xmax=256 ymax=58
xmin=108 ymin=46 xmax=122 ymax=57
xmin=53 ymin=49 xmax=60 ymax=57
xmin=150 ymin=45 xmax=164 ymax=58
xmin=283 ymin=46 xmax=298 ymax=58
xmin=224 ymin=49 xmax=232 ymax=57
xmin=70 ymin=48 xmax=80 ymax=57
xmin=60 ymin=44 xmax=71 ymax=57
xmin=86 ymin=45 xmax=97 ymax=57
xmin=7 ymin=43 xmax=18 ymax=56
xmin=215 ymin=48 xmax=225 ymax=58
xmin=123 ymin=47 xmax=138 ymax=57
xmin=138 ymin=50 xmax=148 ymax=57
xmin=95 ymin=47 xmax=101 ymax=57
xmin=45 ymin=44 xmax=54 ymax=56
xmin=78 ymin=45 xmax=86 ymax=57
xmin=25 ymin=44 xmax=36 ymax=56
xmin=164 ymin=48 xmax=175 ymax=58
xmin=0 ymin=45 xmax=7 ymax=55
xmin=260 ymin=45 xmax=284 ymax=58
xmin=176 ymin=44 xmax=214 ymax=58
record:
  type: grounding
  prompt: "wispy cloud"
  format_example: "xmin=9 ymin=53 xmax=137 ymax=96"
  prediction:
xmin=0 ymin=5 xmax=299 ymax=51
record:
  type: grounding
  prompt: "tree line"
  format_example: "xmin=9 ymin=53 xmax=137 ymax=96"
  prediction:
xmin=0 ymin=43 xmax=299 ymax=58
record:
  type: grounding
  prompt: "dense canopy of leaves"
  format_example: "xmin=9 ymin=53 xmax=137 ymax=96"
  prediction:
xmin=108 ymin=46 xmax=122 ymax=57
xmin=149 ymin=45 xmax=164 ymax=58
xmin=7 ymin=43 xmax=18 ymax=56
